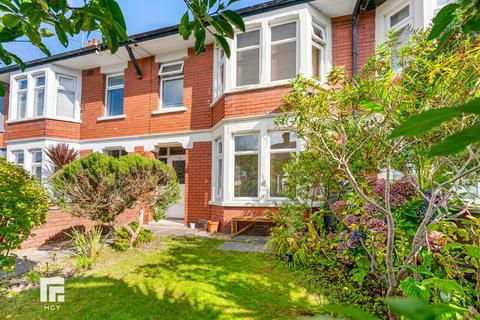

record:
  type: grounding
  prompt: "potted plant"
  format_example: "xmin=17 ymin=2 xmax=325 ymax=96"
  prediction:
xmin=206 ymin=220 xmax=220 ymax=233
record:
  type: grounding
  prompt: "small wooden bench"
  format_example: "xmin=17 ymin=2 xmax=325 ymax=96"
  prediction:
xmin=230 ymin=216 xmax=273 ymax=237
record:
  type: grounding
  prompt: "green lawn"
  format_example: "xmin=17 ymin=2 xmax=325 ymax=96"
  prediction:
xmin=1 ymin=237 xmax=324 ymax=320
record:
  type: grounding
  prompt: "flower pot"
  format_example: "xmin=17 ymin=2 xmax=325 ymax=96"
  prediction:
xmin=206 ymin=220 xmax=220 ymax=233
xmin=189 ymin=223 xmax=196 ymax=229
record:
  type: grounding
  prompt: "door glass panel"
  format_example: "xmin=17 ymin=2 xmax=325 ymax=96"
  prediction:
xmin=172 ymin=160 xmax=185 ymax=184
xmin=169 ymin=146 xmax=186 ymax=155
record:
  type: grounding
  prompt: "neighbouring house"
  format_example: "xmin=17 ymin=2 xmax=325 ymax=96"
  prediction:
xmin=0 ymin=0 xmax=452 ymax=247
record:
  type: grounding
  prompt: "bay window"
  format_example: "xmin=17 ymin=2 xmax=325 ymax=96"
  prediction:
xmin=269 ymin=131 xmax=297 ymax=198
xmin=213 ymin=48 xmax=226 ymax=99
xmin=159 ymin=61 xmax=184 ymax=109
xmin=312 ymin=24 xmax=326 ymax=81
xmin=31 ymin=149 xmax=42 ymax=180
xmin=105 ymin=74 xmax=124 ymax=116
xmin=13 ymin=150 xmax=24 ymax=166
xmin=236 ymin=30 xmax=261 ymax=86
xmin=16 ymin=78 xmax=28 ymax=119
xmin=33 ymin=74 xmax=45 ymax=117
xmin=234 ymin=134 xmax=259 ymax=198
xmin=270 ymin=22 xmax=297 ymax=81
xmin=56 ymin=75 xmax=76 ymax=118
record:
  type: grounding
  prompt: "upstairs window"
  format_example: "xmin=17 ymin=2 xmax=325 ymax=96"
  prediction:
xmin=215 ymin=139 xmax=223 ymax=200
xmin=31 ymin=149 xmax=42 ymax=180
xmin=159 ymin=61 xmax=184 ymax=109
xmin=271 ymin=22 xmax=297 ymax=81
xmin=13 ymin=150 xmax=24 ymax=166
xmin=105 ymin=148 xmax=127 ymax=158
xmin=0 ymin=96 xmax=4 ymax=133
xmin=33 ymin=74 xmax=45 ymax=117
xmin=312 ymin=24 xmax=326 ymax=81
xmin=106 ymin=74 xmax=124 ymax=116
xmin=236 ymin=30 xmax=261 ymax=86
xmin=213 ymin=48 xmax=226 ymax=99
xmin=56 ymin=75 xmax=76 ymax=118
xmin=16 ymin=78 xmax=28 ymax=119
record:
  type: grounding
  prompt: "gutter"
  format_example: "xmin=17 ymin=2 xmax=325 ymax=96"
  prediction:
xmin=352 ymin=0 xmax=370 ymax=76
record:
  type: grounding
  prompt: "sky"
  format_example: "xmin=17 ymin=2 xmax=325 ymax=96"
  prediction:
xmin=3 ymin=0 xmax=270 ymax=63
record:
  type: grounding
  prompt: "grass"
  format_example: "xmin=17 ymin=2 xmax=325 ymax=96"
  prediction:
xmin=0 ymin=237 xmax=324 ymax=320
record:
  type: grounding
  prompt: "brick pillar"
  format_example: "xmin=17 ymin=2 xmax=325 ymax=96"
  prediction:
xmin=80 ymin=149 xmax=93 ymax=157
xmin=185 ymin=141 xmax=212 ymax=225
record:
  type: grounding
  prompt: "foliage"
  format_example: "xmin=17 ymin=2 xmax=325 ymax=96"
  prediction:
xmin=0 ymin=158 xmax=50 ymax=271
xmin=180 ymin=0 xmax=245 ymax=57
xmin=45 ymin=143 xmax=79 ymax=171
xmin=391 ymin=0 xmax=480 ymax=156
xmin=52 ymin=152 xmax=178 ymax=221
xmin=271 ymin=30 xmax=480 ymax=319
xmin=112 ymin=221 xmax=154 ymax=252
xmin=69 ymin=226 xmax=104 ymax=269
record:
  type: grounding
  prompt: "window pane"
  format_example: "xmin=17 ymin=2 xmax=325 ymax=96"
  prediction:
xmin=33 ymin=166 xmax=42 ymax=180
xmin=271 ymin=22 xmax=296 ymax=42
xmin=270 ymin=152 xmax=291 ymax=197
xmin=313 ymin=25 xmax=324 ymax=40
xmin=158 ymin=147 xmax=168 ymax=156
xmin=237 ymin=30 xmax=260 ymax=48
xmin=162 ymin=78 xmax=183 ymax=107
xmin=217 ymin=140 xmax=223 ymax=154
xmin=312 ymin=46 xmax=320 ymax=78
xmin=108 ymin=76 xmax=124 ymax=87
xmin=270 ymin=132 xmax=297 ymax=149
xmin=18 ymin=79 xmax=27 ymax=90
xmin=158 ymin=158 xmax=167 ymax=164
xmin=35 ymin=76 xmax=45 ymax=87
xmin=107 ymin=88 xmax=124 ymax=116
xmin=236 ymin=49 xmax=260 ymax=86
xmin=390 ymin=5 xmax=409 ymax=26
xmin=217 ymin=158 xmax=223 ymax=197
xmin=34 ymin=89 xmax=45 ymax=116
xmin=161 ymin=63 xmax=183 ymax=74
xmin=17 ymin=92 xmax=27 ymax=119
xmin=32 ymin=151 xmax=42 ymax=163
xmin=234 ymin=154 xmax=258 ymax=197
xmin=57 ymin=90 xmax=75 ymax=118
xmin=15 ymin=152 xmax=24 ymax=164
xmin=271 ymin=41 xmax=297 ymax=81
xmin=59 ymin=77 xmax=75 ymax=91
xmin=169 ymin=146 xmax=185 ymax=155
xmin=437 ymin=0 xmax=454 ymax=5
xmin=235 ymin=134 xmax=258 ymax=152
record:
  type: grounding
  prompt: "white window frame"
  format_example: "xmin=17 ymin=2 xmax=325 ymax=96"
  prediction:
xmin=232 ymin=132 xmax=261 ymax=200
xmin=214 ymin=138 xmax=224 ymax=200
xmin=30 ymin=149 xmax=43 ymax=180
xmin=56 ymin=74 xmax=77 ymax=118
xmin=386 ymin=3 xmax=413 ymax=31
xmin=105 ymin=73 xmax=125 ymax=117
xmin=16 ymin=77 xmax=28 ymax=120
xmin=267 ymin=131 xmax=298 ymax=200
xmin=213 ymin=48 xmax=226 ymax=100
xmin=158 ymin=61 xmax=185 ymax=111
xmin=311 ymin=23 xmax=327 ymax=83
xmin=234 ymin=28 xmax=262 ymax=88
xmin=269 ymin=20 xmax=299 ymax=83
xmin=104 ymin=147 xmax=127 ymax=158
xmin=12 ymin=150 xmax=25 ymax=167
xmin=33 ymin=73 xmax=45 ymax=117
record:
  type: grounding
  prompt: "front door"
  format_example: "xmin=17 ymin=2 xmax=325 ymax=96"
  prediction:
xmin=166 ymin=155 xmax=185 ymax=219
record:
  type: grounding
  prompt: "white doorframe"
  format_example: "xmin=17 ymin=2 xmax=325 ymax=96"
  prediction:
xmin=165 ymin=154 xmax=186 ymax=220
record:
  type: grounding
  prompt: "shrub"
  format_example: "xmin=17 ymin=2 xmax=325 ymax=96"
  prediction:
xmin=0 ymin=158 xmax=50 ymax=271
xmin=113 ymin=222 xmax=154 ymax=252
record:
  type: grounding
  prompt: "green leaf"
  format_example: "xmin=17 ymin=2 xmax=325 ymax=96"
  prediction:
xmin=465 ymin=245 xmax=480 ymax=259
xmin=2 ymin=14 xmax=21 ymax=28
xmin=385 ymin=298 xmax=435 ymax=320
xmin=39 ymin=28 xmax=54 ymax=37
xmin=55 ymin=23 xmax=69 ymax=47
xmin=214 ymin=35 xmax=231 ymax=58
xmin=321 ymin=304 xmax=381 ymax=320
xmin=179 ymin=12 xmax=192 ymax=40
xmin=428 ymin=125 xmax=480 ymax=156
xmin=359 ymin=98 xmax=384 ymax=112
xmin=399 ymin=277 xmax=430 ymax=300
xmin=428 ymin=3 xmax=458 ymax=40
xmin=221 ymin=10 xmax=245 ymax=32
xmin=194 ymin=25 xmax=206 ymax=54
xmin=457 ymin=97 xmax=480 ymax=115
xmin=390 ymin=107 xmax=462 ymax=139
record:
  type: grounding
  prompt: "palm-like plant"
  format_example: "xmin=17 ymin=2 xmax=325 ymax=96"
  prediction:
xmin=45 ymin=143 xmax=79 ymax=171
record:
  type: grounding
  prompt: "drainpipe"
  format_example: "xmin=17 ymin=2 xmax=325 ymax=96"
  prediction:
xmin=352 ymin=0 xmax=369 ymax=76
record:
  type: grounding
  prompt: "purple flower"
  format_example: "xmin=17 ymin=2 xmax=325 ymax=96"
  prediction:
xmin=366 ymin=218 xmax=387 ymax=234
xmin=364 ymin=202 xmax=380 ymax=215
xmin=331 ymin=200 xmax=347 ymax=214
xmin=344 ymin=214 xmax=359 ymax=227
xmin=391 ymin=178 xmax=417 ymax=199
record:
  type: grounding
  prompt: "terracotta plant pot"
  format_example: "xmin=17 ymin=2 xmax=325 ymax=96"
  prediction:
xmin=206 ymin=220 xmax=220 ymax=233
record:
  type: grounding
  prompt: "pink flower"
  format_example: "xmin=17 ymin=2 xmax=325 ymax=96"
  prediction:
xmin=344 ymin=214 xmax=359 ymax=227
xmin=331 ymin=200 xmax=347 ymax=214
xmin=366 ymin=218 xmax=387 ymax=234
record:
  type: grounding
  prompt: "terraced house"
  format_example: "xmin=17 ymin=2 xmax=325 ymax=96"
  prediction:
xmin=0 ymin=0 xmax=452 ymax=247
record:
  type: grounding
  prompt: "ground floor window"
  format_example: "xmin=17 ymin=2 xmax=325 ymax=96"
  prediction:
xmin=234 ymin=134 xmax=259 ymax=198
xmin=31 ymin=149 xmax=43 ymax=180
xmin=13 ymin=150 xmax=24 ymax=167
xmin=215 ymin=139 xmax=223 ymax=200
xmin=269 ymin=131 xmax=297 ymax=198
xmin=104 ymin=148 xmax=127 ymax=158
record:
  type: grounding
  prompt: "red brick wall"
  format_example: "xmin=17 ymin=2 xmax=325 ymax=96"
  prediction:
xmin=185 ymin=142 xmax=212 ymax=224
xmin=0 ymin=91 xmax=8 ymax=148
xmin=332 ymin=10 xmax=376 ymax=76
xmin=21 ymin=207 xmax=138 ymax=249
xmin=6 ymin=119 xmax=80 ymax=141
xmin=211 ymin=206 xmax=279 ymax=232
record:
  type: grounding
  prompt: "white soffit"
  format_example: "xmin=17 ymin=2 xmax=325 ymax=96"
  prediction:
xmin=310 ymin=0 xmax=356 ymax=17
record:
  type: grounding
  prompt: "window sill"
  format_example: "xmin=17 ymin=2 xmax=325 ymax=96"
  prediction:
xmin=152 ymin=106 xmax=187 ymax=115
xmin=225 ymin=79 xmax=291 ymax=94
xmin=97 ymin=115 xmax=127 ymax=122
xmin=7 ymin=116 xmax=81 ymax=124
xmin=208 ymin=200 xmax=279 ymax=207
